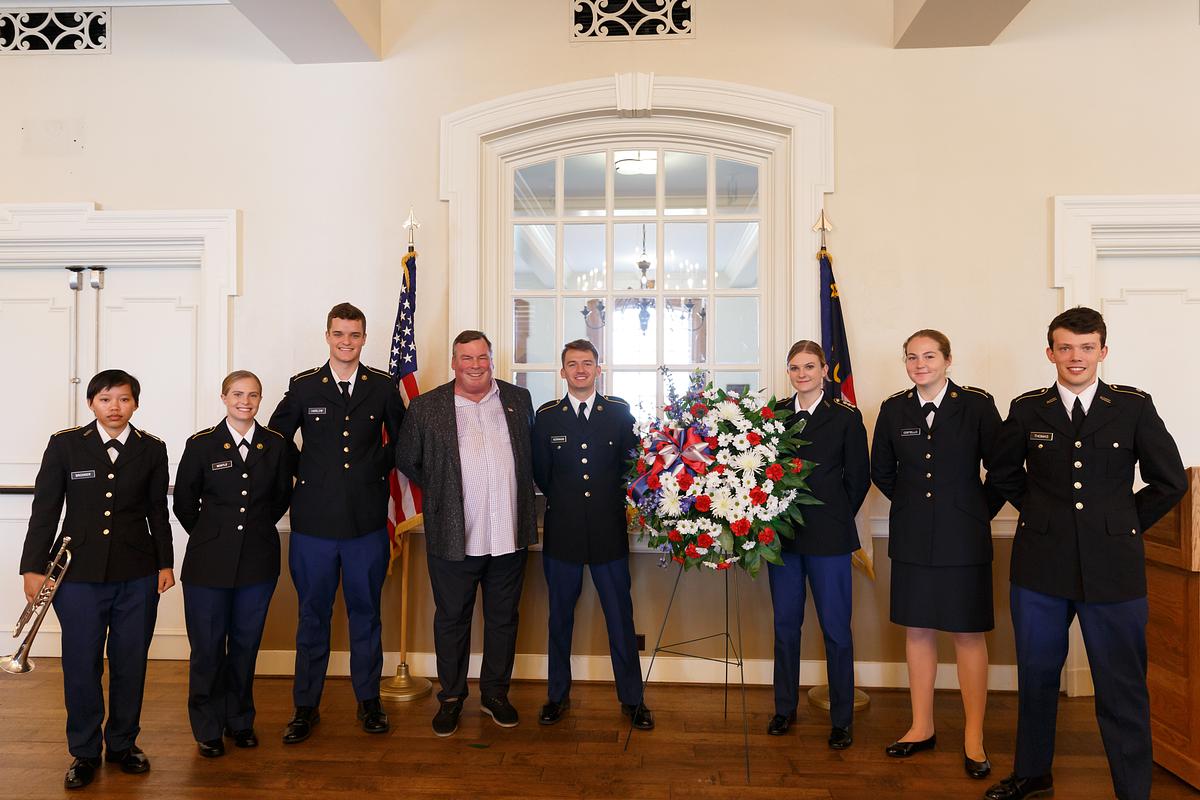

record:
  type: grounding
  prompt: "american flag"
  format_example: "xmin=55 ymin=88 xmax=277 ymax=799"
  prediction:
xmin=386 ymin=248 xmax=423 ymax=568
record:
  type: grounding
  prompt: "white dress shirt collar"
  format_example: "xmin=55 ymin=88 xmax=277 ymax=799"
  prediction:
xmin=226 ymin=419 xmax=256 ymax=445
xmin=567 ymin=392 xmax=598 ymax=419
xmin=793 ymin=391 xmax=824 ymax=415
xmin=1057 ymin=380 xmax=1099 ymax=416
xmin=329 ymin=363 xmax=356 ymax=396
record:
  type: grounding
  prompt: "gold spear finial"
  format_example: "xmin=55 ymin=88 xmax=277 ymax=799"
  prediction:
xmin=403 ymin=208 xmax=421 ymax=247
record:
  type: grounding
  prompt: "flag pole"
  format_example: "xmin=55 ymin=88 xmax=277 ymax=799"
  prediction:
xmin=806 ymin=209 xmax=871 ymax=713
xmin=380 ymin=209 xmax=432 ymax=703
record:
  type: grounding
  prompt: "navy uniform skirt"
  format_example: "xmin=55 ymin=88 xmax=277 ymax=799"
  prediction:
xmin=890 ymin=559 xmax=994 ymax=633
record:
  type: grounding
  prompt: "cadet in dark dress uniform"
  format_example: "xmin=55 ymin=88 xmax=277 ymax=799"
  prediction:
xmin=531 ymin=339 xmax=652 ymax=730
xmin=984 ymin=308 xmax=1186 ymax=800
xmin=174 ymin=371 xmax=297 ymax=757
xmin=767 ymin=340 xmax=869 ymax=750
xmin=20 ymin=369 xmax=174 ymax=790
xmin=267 ymin=303 xmax=405 ymax=742
xmin=871 ymin=330 xmax=1003 ymax=779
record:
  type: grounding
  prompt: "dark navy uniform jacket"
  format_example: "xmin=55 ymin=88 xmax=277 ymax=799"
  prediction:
xmin=773 ymin=394 xmax=870 ymax=556
xmin=532 ymin=394 xmax=638 ymax=564
xmin=21 ymin=420 xmax=173 ymax=583
xmin=268 ymin=361 xmax=405 ymax=539
xmin=871 ymin=381 xmax=1005 ymax=567
xmin=989 ymin=381 xmax=1186 ymax=603
xmin=173 ymin=420 xmax=297 ymax=588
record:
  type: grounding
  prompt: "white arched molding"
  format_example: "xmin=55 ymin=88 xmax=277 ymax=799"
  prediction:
xmin=440 ymin=73 xmax=834 ymax=393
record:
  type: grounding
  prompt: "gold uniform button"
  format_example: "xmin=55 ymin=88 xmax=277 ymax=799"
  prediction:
xmin=1074 ymin=461 xmax=1083 ymax=468
xmin=1073 ymin=482 xmax=1082 ymax=489
xmin=108 ymin=473 xmax=115 ymax=480
xmin=241 ymin=490 xmax=248 ymax=496
xmin=924 ymin=453 xmax=932 ymax=460
xmin=237 ymin=525 xmax=244 ymax=531
xmin=105 ymin=491 xmax=112 ymax=498
xmin=1075 ymin=501 xmax=1084 ymax=510
xmin=239 ymin=507 xmax=245 ymax=513
xmin=344 ymin=446 xmax=350 ymax=453
xmin=1130 ymin=528 xmax=1137 ymax=535
xmin=1074 ymin=441 xmax=1082 ymax=448
xmin=1037 ymin=444 xmax=1044 ymax=449
xmin=584 ymin=491 xmax=591 ymax=498
xmin=343 ymin=431 xmax=349 ymax=437
xmin=583 ymin=474 xmax=590 ymax=481
xmin=581 ymin=443 xmax=588 ymax=450
xmin=314 ymin=417 xmax=320 ymax=422
xmin=345 ymin=415 xmax=350 ymax=421
xmin=344 ymin=463 xmax=350 ymax=469
xmin=104 ymin=510 xmax=111 ymax=517
xmin=925 ymin=473 xmax=932 ymax=479
xmin=581 ymin=458 xmax=588 ymax=464
xmin=925 ymin=492 xmax=932 ymax=498
xmin=102 ymin=529 xmax=110 ymax=535
xmin=1113 ymin=442 xmax=1120 ymax=448
xmin=242 ymin=473 xmax=249 ymax=479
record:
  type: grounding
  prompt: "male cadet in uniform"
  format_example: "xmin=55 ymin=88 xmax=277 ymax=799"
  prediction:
xmin=985 ymin=307 xmax=1186 ymax=800
xmin=21 ymin=369 xmax=175 ymax=790
xmin=269 ymin=302 xmax=405 ymax=742
xmin=532 ymin=339 xmax=653 ymax=730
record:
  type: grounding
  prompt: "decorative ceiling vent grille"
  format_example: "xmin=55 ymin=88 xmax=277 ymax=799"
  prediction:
xmin=572 ymin=0 xmax=693 ymax=40
xmin=0 ymin=8 xmax=109 ymax=54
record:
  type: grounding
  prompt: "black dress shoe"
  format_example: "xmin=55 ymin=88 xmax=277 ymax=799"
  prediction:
xmin=539 ymin=698 xmax=570 ymax=725
xmin=621 ymin=702 xmax=655 ymax=730
xmin=481 ymin=694 xmax=520 ymax=727
xmin=282 ymin=706 xmax=319 ymax=744
xmin=357 ymin=697 xmax=390 ymax=734
xmin=224 ymin=727 xmax=258 ymax=748
xmin=885 ymin=734 xmax=936 ymax=758
xmin=64 ymin=757 xmax=100 ymax=790
xmin=105 ymin=745 xmax=150 ymax=774
xmin=828 ymin=726 xmax=853 ymax=750
xmin=432 ymin=699 xmax=464 ymax=737
xmin=767 ymin=712 xmax=796 ymax=736
xmin=964 ymin=750 xmax=992 ymax=780
xmin=197 ymin=739 xmax=225 ymax=758
xmin=984 ymin=773 xmax=1053 ymax=799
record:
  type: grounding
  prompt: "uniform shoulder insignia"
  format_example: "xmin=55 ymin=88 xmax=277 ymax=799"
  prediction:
xmin=959 ymin=385 xmax=993 ymax=398
xmin=260 ymin=425 xmax=287 ymax=439
xmin=290 ymin=366 xmax=322 ymax=382
xmin=1109 ymin=384 xmax=1146 ymax=398
xmin=603 ymin=394 xmax=630 ymax=407
xmin=1013 ymin=387 xmax=1049 ymax=403
xmin=51 ymin=425 xmax=82 ymax=437
xmin=136 ymin=429 xmax=164 ymax=443
xmin=886 ymin=389 xmax=907 ymax=400
xmin=536 ymin=399 xmax=560 ymax=414
xmin=188 ymin=426 xmax=217 ymax=440
xmin=364 ymin=365 xmax=392 ymax=378
xmin=832 ymin=397 xmax=859 ymax=412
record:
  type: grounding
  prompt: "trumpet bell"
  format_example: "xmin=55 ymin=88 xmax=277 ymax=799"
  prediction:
xmin=0 ymin=653 xmax=33 ymax=674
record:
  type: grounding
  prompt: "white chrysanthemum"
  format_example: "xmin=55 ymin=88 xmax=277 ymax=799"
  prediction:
xmin=694 ymin=546 xmax=709 ymax=556
xmin=731 ymin=449 xmax=764 ymax=477
xmin=714 ymin=401 xmax=744 ymax=422
xmin=704 ymin=561 xmax=718 ymax=569
xmin=731 ymin=433 xmax=750 ymax=451
xmin=710 ymin=489 xmax=738 ymax=521
xmin=742 ymin=540 xmax=757 ymax=550
xmin=731 ymin=415 xmax=754 ymax=433
xmin=659 ymin=470 xmax=678 ymax=494
xmin=658 ymin=491 xmax=682 ymax=517
xmin=717 ymin=432 xmax=736 ymax=447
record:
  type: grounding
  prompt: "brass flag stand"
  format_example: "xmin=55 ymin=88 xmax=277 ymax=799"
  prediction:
xmin=380 ymin=209 xmax=432 ymax=703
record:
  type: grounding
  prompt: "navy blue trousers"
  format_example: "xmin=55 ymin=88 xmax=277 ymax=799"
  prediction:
xmin=767 ymin=552 xmax=854 ymax=729
xmin=426 ymin=549 xmax=527 ymax=703
xmin=544 ymin=554 xmax=643 ymax=706
xmin=1011 ymin=584 xmax=1151 ymax=800
xmin=289 ymin=529 xmax=389 ymax=705
xmin=183 ymin=580 xmax=276 ymax=741
xmin=52 ymin=575 xmax=159 ymax=758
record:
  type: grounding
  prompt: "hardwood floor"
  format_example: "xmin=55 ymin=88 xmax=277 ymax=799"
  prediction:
xmin=1 ymin=660 xmax=1196 ymax=799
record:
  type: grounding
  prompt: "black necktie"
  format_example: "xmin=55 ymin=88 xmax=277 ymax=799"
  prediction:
xmin=922 ymin=402 xmax=936 ymax=425
xmin=339 ymin=380 xmax=350 ymax=399
xmin=106 ymin=439 xmax=123 ymax=453
xmin=578 ymin=401 xmax=588 ymax=423
xmin=237 ymin=439 xmax=249 ymax=459
xmin=1072 ymin=396 xmax=1086 ymax=436
xmin=796 ymin=410 xmax=811 ymax=421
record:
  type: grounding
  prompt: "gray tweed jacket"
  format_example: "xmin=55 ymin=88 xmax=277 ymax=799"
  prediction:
xmin=394 ymin=379 xmax=537 ymax=561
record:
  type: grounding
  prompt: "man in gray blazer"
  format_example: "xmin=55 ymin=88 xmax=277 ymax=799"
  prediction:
xmin=394 ymin=330 xmax=537 ymax=737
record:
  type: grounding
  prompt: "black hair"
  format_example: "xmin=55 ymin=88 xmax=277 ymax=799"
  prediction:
xmin=86 ymin=369 xmax=141 ymax=405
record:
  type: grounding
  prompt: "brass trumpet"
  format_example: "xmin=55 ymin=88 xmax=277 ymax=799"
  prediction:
xmin=0 ymin=536 xmax=72 ymax=675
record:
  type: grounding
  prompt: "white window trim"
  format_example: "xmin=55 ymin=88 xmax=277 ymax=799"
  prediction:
xmin=440 ymin=73 xmax=834 ymax=399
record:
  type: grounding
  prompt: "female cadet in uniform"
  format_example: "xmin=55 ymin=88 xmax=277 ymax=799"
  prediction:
xmin=871 ymin=330 xmax=1004 ymax=780
xmin=174 ymin=370 xmax=296 ymax=757
xmin=767 ymin=340 xmax=870 ymax=749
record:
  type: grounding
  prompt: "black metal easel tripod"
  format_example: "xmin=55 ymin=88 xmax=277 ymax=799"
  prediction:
xmin=623 ymin=561 xmax=751 ymax=783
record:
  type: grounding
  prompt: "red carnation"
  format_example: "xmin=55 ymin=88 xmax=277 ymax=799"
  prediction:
xmin=696 ymin=533 xmax=714 ymax=548
xmin=749 ymin=487 xmax=768 ymax=506
xmin=690 ymin=402 xmax=708 ymax=417
xmin=717 ymin=561 xmax=731 ymax=570
xmin=712 ymin=464 xmax=727 ymax=475
xmin=672 ymin=555 xmax=684 ymax=564
xmin=647 ymin=473 xmax=661 ymax=490
xmin=790 ymin=457 xmax=805 ymax=473
xmin=685 ymin=543 xmax=701 ymax=559
xmin=694 ymin=463 xmax=707 ymax=476
xmin=694 ymin=495 xmax=713 ymax=512
xmin=760 ymin=406 xmax=775 ymax=419
xmin=667 ymin=529 xmax=682 ymax=543
xmin=746 ymin=432 xmax=762 ymax=446
xmin=705 ymin=436 xmax=719 ymax=450
xmin=731 ymin=518 xmax=751 ymax=537
xmin=676 ymin=472 xmax=694 ymax=491
xmin=758 ymin=527 xmax=777 ymax=545
xmin=638 ymin=515 xmax=646 ymax=527
xmin=636 ymin=459 xmax=648 ymax=475
xmin=765 ymin=464 xmax=784 ymax=482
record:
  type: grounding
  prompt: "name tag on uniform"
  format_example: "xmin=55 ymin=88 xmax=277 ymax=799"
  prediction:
xmin=70 ymin=470 xmax=96 ymax=480
xmin=211 ymin=460 xmax=233 ymax=471
xmin=550 ymin=435 xmax=568 ymax=444
xmin=900 ymin=428 xmax=921 ymax=437
xmin=1030 ymin=432 xmax=1054 ymax=442
xmin=307 ymin=407 xmax=327 ymax=415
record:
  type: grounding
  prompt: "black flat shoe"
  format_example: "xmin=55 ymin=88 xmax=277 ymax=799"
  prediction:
xmin=197 ymin=739 xmax=225 ymax=758
xmin=621 ymin=702 xmax=655 ymax=731
xmin=539 ymin=698 xmax=570 ymax=725
xmin=357 ymin=697 xmax=390 ymax=734
xmin=884 ymin=734 xmax=936 ymax=758
xmin=964 ymin=750 xmax=992 ymax=779
xmin=105 ymin=745 xmax=150 ymax=774
xmin=984 ymin=773 xmax=1053 ymax=799
xmin=64 ymin=757 xmax=100 ymax=790
xmin=282 ymin=706 xmax=319 ymax=744
xmin=224 ymin=727 xmax=258 ymax=748
xmin=481 ymin=694 xmax=520 ymax=728
xmin=767 ymin=712 xmax=796 ymax=736
xmin=432 ymin=699 xmax=464 ymax=737
xmin=828 ymin=726 xmax=853 ymax=750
